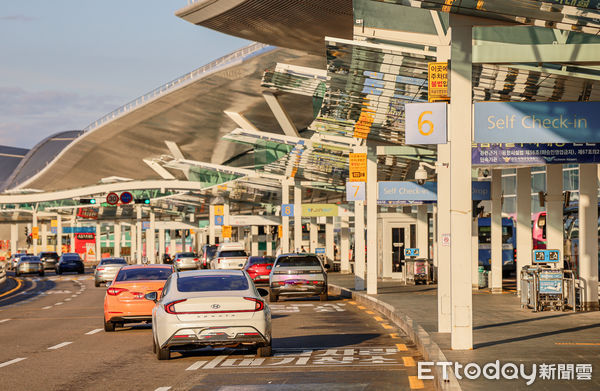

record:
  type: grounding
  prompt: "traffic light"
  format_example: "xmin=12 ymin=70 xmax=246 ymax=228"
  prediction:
xmin=79 ymin=198 xmax=96 ymax=204
xmin=135 ymin=198 xmax=150 ymax=204
xmin=24 ymin=227 xmax=29 ymax=236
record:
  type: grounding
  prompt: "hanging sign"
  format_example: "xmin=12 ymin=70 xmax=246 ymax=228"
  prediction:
xmin=428 ymin=62 xmax=448 ymax=102
xmin=349 ymin=153 xmax=367 ymax=182
xmin=405 ymin=102 xmax=447 ymax=145
xmin=346 ymin=182 xmax=366 ymax=201
xmin=214 ymin=205 xmax=224 ymax=216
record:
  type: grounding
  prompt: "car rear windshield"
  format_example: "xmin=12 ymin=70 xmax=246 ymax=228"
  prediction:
xmin=177 ymin=275 xmax=249 ymax=292
xmin=177 ymin=253 xmax=196 ymax=258
xmin=101 ymin=258 xmax=127 ymax=265
xmin=20 ymin=256 xmax=40 ymax=262
xmin=115 ymin=268 xmax=172 ymax=281
xmin=40 ymin=252 xmax=58 ymax=258
xmin=218 ymin=250 xmax=247 ymax=258
xmin=63 ymin=256 xmax=81 ymax=261
xmin=247 ymin=256 xmax=274 ymax=266
xmin=204 ymin=247 xmax=217 ymax=257
xmin=276 ymin=256 xmax=321 ymax=267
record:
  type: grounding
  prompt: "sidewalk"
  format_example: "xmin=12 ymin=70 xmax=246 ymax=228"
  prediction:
xmin=329 ymin=273 xmax=600 ymax=391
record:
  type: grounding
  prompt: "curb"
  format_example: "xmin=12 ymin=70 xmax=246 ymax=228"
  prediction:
xmin=329 ymin=283 xmax=461 ymax=391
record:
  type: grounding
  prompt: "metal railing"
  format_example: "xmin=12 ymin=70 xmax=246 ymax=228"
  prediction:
xmin=83 ymin=42 xmax=272 ymax=133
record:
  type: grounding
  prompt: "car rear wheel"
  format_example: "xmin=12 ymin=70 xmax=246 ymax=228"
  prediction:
xmin=56 ymin=269 xmax=62 ymax=275
xmin=320 ymin=292 xmax=328 ymax=301
xmin=104 ymin=318 xmax=115 ymax=332
xmin=39 ymin=271 xmax=44 ymax=277
xmin=256 ymin=344 xmax=272 ymax=357
xmin=152 ymin=336 xmax=157 ymax=354
xmin=156 ymin=343 xmax=170 ymax=360
xmin=269 ymin=293 xmax=278 ymax=302
xmin=94 ymin=280 xmax=100 ymax=287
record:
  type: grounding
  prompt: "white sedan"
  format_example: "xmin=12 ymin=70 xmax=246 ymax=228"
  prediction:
xmin=146 ymin=269 xmax=272 ymax=360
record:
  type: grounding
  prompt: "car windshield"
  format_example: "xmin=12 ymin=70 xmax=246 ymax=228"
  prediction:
xmin=218 ymin=250 xmax=247 ymax=258
xmin=115 ymin=268 xmax=172 ymax=281
xmin=276 ymin=256 xmax=321 ymax=267
xmin=101 ymin=258 xmax=127 ymax=265
xmin=204 ymin=246 xmax=217 ymax=258
xmin=20 ymin=256 xmax=40 ymax=262
xmin=247 ymin=256 xmax=274 ymax=266
xmin=177 ymin=275 xmax=249 ymax=292
xmin=177 ymin=253 xmax=196 ymax=258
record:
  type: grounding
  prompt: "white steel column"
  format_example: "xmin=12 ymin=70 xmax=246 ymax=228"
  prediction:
xmin=341 ymin=216 xmax=350 ymax=273
xmin=148 ymin=210 xmax=156 ymax=263
xmin=136 ymin=206 xmax=142 ymax=264
xmin=41 ymin=223 xmax=48 ymax=251
xmin=310 ymin=219 xmax=318 ymax=252
xmin=95 ymin=222 xmax=101 ymax=262
xmin=56 ymin=216 xmax=62 ymax=255
xmin=416 ymin=205 xmax=428 ymax=258
xmin=490 ymin=169 xmax=503 ymax=293
xmin=326 ymin=217 xmax=334 ymax=264
xmin=251 ymin=226 xmax=259 ymax=256
xmin=209 ymin=206 xmax=216 ymax=245
xmin=579 ymin=164 xmax=599 ymax=310
xmin=366 ymin=148 xmax=378 ymax=295
xmin=170 ymin=229 xmax=177 ymax=254
xmin=32 ymin=211 xmax=38 ymax=255
xmin=516 ymin=168 xmax=532 ymax=294
xmin=158 ymin=228 xmax=165 ymax=261
xmin=70 ymin=210 xmax=76 ymax=253
xmin=449 ymin=14 xmax=473 ymax=350
xmin=223 ymin=203 xmax=230 ymax=243
xmin=114 ymin=223 xmax=121 ymax=257
xmin=546 ymin=164 xmax=564 ymax=269
xmin=130 ymin=223 xmax=137 ymax=263
xmin=281 ymin=179 xmax=291 ymax=253
xmin=10 ymin=224 xmax=18 ymax=254
xmin=266 ymin=227 xmax=273 ymax=256
xmin=294 ymin=183 xmax=302 ymax=252
xmin=355 ymin=201 xmax=366 ymax=291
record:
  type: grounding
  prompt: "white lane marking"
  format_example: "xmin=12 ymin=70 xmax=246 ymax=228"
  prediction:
xmin=42 ymin=306 xmax=52 ymax=310
xmin=186 ymin=360 xmax=207 ymax=371
xmin=71 ymin=295 xmax=77 ymax=298
xmin=64 ymin=298 xmax=71 ymax=302
xmin=85 ymin=329 xmax=102 ymax=335
xmin=54 ymin=302 xmax=64 ymax=306
xmin=154 ymin=388 xmax=171 ymax=391
xmin=0 ymin=357 xmax=27 ymax=368
xmin=204 ymin=355 xmax=228 ymax=369
xmin=0 ymin=319 xmax=10 ymax=323
xmin=48 ymin=342 xmax=72 ymax=350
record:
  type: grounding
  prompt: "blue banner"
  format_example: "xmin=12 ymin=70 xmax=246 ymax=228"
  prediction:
xmin=474 ymin=102 xmax=600 ymax=143
xmin=472 ymin=181 xmax=490 ymax=201
xmin=472 ymin=143 xmax=600 ymax=165
xmin=378 ymin=182 xmax=437 ymax=202
xmin=50 ymin=227 xmax=96 ymax=234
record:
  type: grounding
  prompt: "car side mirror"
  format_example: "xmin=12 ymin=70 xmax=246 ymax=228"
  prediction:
xmin=257 ymin=288 xmax=269 ymax=298
xmin=144 ymin=291 xmax=158 ymax=302
xmin=105 ymin=281 xmax=112 ymax=288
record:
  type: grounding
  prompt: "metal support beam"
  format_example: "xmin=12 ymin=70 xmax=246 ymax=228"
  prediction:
xmin=262 ymin=91 xmax=300 ymax=138
xmin=490 ymin=169 xmax=503 ymax=293
xmin=473 ymin=43 xmax=600 ymax=65
xmin=341 ymin=216 xmax=350 ymax=274
xmin=294 ymin=183 xmax=302 ymax=252
xmin=281 ymin=179 xmax=291 ymax=254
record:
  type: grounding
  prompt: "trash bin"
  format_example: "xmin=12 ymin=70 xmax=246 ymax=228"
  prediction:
xmin=478 ymin=266 xmax=488 ymax=289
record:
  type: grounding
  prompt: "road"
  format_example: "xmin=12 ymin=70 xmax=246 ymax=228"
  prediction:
xmin=0 ymin=270 xmax=433 ymax=391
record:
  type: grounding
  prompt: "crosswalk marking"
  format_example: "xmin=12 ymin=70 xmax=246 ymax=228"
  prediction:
xmin=85 ymin=329 xmax=102 ymax=335
xmin=409 ymin=375 xmax=425 ymax=389
xmin=204 ymin=355 xmax=228 ymax=369
xmin=186 ymin=361 xmax=207 ymax=371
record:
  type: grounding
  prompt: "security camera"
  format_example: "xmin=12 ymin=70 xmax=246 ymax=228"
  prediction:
xmin=415 ymin=166 xmax=428 ymax=185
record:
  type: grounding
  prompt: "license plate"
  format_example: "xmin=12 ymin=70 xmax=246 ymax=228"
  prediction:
xmin=259 ymin=275 xmax=269 ymax=279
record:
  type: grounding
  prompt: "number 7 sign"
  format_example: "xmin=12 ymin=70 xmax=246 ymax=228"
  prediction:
xmin=346 ymin=182 xmax=366 ymax=201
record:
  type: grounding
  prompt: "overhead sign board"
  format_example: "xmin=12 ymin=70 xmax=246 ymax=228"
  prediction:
xmin=378 ymin=182 xmax=437 ymax=202
xmin=349 ymin=153 xmax=367 ymax=182
xmin=214 ymin=205 xmax=224 ymax=216
xmin=51 ymin=227 xmax=96 ymax=234
xmin=228 ymin=215 xmax=280 ymax=226
xmin=474 ymin=102 xmax=600 ymax=143
xmin=472 ymin=181 xmax=491 ymax=201
xmin=302 ymin=204 xmax=338 ymax=217
xmin=214 ymin=215 xmax=224 ymax=226
xmin=428 ymin=62 xmax=448 ymax=101
xmin=346 ymin=182 xmax=366 ymax=201
xmin=120 ymin=192 xmax=133 ymax=204
xmin=281 ymin=204 xmax=294 ymax=217
xmin=472 ymin=143 xmax=600 ymax=165
xmin=404 ymin=248 xmax=419 ymax=257
xmin=405 ymin=102 xmax=447 ymax=145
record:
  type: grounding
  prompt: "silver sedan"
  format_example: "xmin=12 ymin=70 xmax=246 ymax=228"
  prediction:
xmin=94 ymin=257 xmax=128 ymax=287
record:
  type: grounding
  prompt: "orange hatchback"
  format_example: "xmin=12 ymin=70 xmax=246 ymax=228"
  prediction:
xmin=103 ymin=264 xmax=173 ymax=332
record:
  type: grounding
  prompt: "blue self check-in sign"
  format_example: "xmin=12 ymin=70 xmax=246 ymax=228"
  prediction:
xmin=474 ymin=102 xmax=600 ymax=143
xmin=533 ymin=249 xmax=560 ymax=263
xmin=404 ymin=248 xmax=419 ymax=257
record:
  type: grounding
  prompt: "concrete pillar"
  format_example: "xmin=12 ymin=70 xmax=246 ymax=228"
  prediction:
xmin=10 ymin=224 xmax=18 ymax=254
xmin=281 ymin=179 xmax=290 ymax=253
xmin=41 ymin=223 xmax=48 ymax=251
xmin=355 ymin=200 xmax=365 ymax=291
xmin=326 ymin=217 xmax=334 ymax=264
xmin=130 ymin=223 xmax=137 ymax=264
xmin=209 ymin=206 xmax=216 ymax=245
xmin=56 ymin=216 xmax=62 ymax=255
xmin=148 ymin=210 xmax=156 ymax=263
xmin=69 ymin=216 xmax=75 ymax=253
xmin=416 ymin=205 xmax=428 ymax=258
xmin=170 ymin=229 xmax=177 ymax=254
xmin=341 ymin=216 xmax=350 ymax=273
xmin=310 ymin=218 xmax=318 ymax=253
xmin=114 ymin=223 xmax=121 ymax=257
xmin=32 ymin=211 xmax=38 ymax=255
xmin=546 ymin=164 xmax=564 ymax=269
xmin=158 ymin=228 xmax=165 ymax=261
xmin=294 ymin=184 xmax=302 ymax=252
xmin=266 ymin=226 xmax=273 ymax=256
xmin=251 ymin=226 xmax=259 ymax=256
xmin=182 ymin=229 xmax=187 ymax=252
xmin=448 ymin=14 xmax=473 ymax=350
xmin=136 ymin=206 xmax=142 ymax=264
xmin=95 ymin=222 xmax=101 ymax=262
xmin=366 ymin=148 xmax=378 ymax=295
xmin=223 ymin=203 xmax=230 ymax=243
xmin=490 ymin=169 xmax=503 ymax=293
xmin=472 ymin=218 xmax=479 ymax=290
xmin=432 ymin=205 xmax=438 ymax=268
xmin=516 ymin=168 xmax=532 ymax=294
xmin=579 ymin=163 xmax=599 ymax=310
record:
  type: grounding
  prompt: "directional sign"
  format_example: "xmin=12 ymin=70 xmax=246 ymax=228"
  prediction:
xmin=428 ymin=62 xmax=448 ymax=102
xmin=278 ymin=225 xmax=283 ymax=239
xmin=120 ymin=192 xmax=133 ymax=204
xmin=214 ymin=215 xmax=224 ymax=226
xmin=214 ymin=205 xmax=224 ymax=216
xmin=404 ymin=248 xmax=420 ymax=257
xmin=315 ymin=248 xmax=325 ymax=254
xmin=32 ymin=226 xmax=39 ymax=240
xmin=106 ymin=192 xmax=119 ymax=205
xmin=281 ymin=204 xmax=294 ymax=217
xmin=533 ymin=249 xmax=560 ymax=263
xmin=222 ymin=225 xmax=232 ymax=238
xmin=405 ymin=102 xmax=447 ymax=145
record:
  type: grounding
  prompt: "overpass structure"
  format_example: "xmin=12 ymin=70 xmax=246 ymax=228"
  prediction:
xmin=1 ymin=0 xmax=600 ymax=352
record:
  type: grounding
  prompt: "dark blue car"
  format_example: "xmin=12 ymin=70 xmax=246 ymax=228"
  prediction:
xmin=56 ymin=253 xmax=85 ymax=275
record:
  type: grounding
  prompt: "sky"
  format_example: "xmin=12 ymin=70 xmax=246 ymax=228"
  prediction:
xmin=0 ymin=1 xmax=250 ymax=149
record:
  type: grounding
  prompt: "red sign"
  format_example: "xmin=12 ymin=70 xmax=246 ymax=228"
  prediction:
xmin=106 ymin=192 xmax=119 ymax=205
xmin=77 ymin=207 xmax=99 ymax=219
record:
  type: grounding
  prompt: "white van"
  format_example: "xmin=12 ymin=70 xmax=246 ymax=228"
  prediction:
xmin=210 ymin=243 xmax=248 ymax=270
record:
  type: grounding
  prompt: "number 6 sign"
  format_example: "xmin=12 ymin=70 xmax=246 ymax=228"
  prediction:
xmin=404 ymin=102 xmax=447 ymax=145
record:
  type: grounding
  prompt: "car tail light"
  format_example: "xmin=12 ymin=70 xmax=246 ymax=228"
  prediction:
xmin=243 ymin=297 xmax=264 ymax=311
xmin=312 ymin=281 xmax=321 ymax=285
xmin=218 ymin=258 xmax=222 ymax=264
xmin=193 ymin=258 xmax=199 ymax=262
xmin=107 ymin=287 xmax=128 ymax=296
xmin=96 ymin=267 xmax=105 ymax=271
xmin=164 ymin=299 xmax=187 ymax=314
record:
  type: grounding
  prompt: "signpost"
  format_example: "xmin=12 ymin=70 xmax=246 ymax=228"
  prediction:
xmin=378 ymin=181 xmax=437 ymax=203
xmin=120 ymin=192 xmax=133 ymax=204
xmin=32 ymin=226 xmax=39 ymax=240
xmin=106 ymin=193 xmax=119 ymax=205
xmin=405 ymin=102 xmax=447 ymax=145
xmin=302 ymin=204 xmax=338 ymax=217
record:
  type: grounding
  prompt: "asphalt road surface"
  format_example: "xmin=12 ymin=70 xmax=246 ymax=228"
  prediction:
xmin=0 ymin=270 xmax=433 ymax=391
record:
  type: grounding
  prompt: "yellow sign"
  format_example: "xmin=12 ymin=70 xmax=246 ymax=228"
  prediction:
xmin=349 ymin=153 xmax=367 ymax=182
xmin=214 ymin=205 xmax=224 ymax=216
xmin=222 ymin=225 xmax=232 ymax=238
xmin=353 ymin=106 xmax=375 ymax=139
xmin=302 ymin=204 xmax=338 ymax=217
xmin=278 ymin=225 xmax=283 ymax=239
xmin=51 ymin=219 xmax=58 ymax=228
xmin=428 ymin=62 xmax=448 ymax=102
xmin=32 ymin=226 xmax=39 ymax=240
